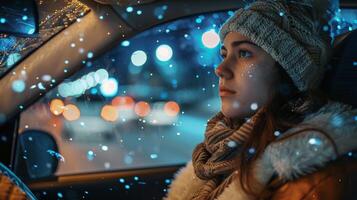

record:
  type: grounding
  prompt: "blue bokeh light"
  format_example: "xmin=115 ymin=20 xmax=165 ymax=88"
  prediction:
xmin=90 ymin=88 xmax=98 ymax=95
xmin=150 ymin=154 xmax=158 ymax=159
xmin=87 ymin=51 xmax=94 ymax=59
xmin=121 ymin=40 xmax=130 ymax=47
xmin=126 ymin=6 xmax=133 ymax=13
xmin=131 ymin=50 xmax=147 ymax=66
xmin=87 ymin=150 xmax=95 ymax=161
xmin=12 ymin=80 xmax=25 ymax=93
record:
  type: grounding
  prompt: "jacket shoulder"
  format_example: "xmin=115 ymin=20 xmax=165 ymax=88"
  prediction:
xmin=270 ymin=156 xmax=357 ymax=200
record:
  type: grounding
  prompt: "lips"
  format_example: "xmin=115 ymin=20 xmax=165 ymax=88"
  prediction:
xmin=219 ymin=86 xmax=236 ymax=96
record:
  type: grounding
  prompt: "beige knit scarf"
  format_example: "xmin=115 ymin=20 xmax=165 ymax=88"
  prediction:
xmin=191 ymin=93 xmax=320 ymax=200
xmin=191 ymin=107 xmax=266 ymax=200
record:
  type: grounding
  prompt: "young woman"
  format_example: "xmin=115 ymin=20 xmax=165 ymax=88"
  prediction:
xmin=165 ymin=0 xmax=357 ymax=199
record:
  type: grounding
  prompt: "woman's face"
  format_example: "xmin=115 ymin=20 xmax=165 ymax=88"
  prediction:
xmin=215 ymin=32 xmax=280 ymax=119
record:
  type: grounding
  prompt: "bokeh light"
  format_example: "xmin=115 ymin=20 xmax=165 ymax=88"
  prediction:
xmin=131 ymin=50 xmax=147 ymax=66
xmin=87 ymin=150 xmax=95 ymax=161
xmin=112 ymin=96 xmax=135 ymax=110
xmin=156 ymin=44 xmax=173 ymax=62
xmin=100 ymin=78 xmax=118 ymax=97
xmin=202 ymin=30 xmax=220 ymax=48
xmin=121 ymin=40 xmax=130 ymax=47
xmin=11 ymin=79 xmax=25 ymax=93
xmin=134 ymin=101 xmax=151 ymax=117
xmin=250 ymin=103 xmax=258 ymax=110
xmin=82 ymin=73 xmax=96 ymax=88
xmin=58 ymin=69 xmax=109 ymax=98
xmin=50 ymin=99 xmax=65 ymax=116
xmin=95 ymin=69 xmax=109 ymax=83
xmin=101 ymin=105 xmax=118 ymax=122
xmin=150 ymin=153 xmax=158 ymax=159
xmin=63 ymin=104 xmax=80 ymax=121
xmin=126 ymin=6 xmax=133 ymax=13
xmin=164 ymin=101 xmax=180 ymax=116
xmin=87 ymin=51 xmax=94 ymax=59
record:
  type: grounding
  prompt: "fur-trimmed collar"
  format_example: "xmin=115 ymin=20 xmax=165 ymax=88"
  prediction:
xmin=165 ymin=101 xmax=357 ymax=200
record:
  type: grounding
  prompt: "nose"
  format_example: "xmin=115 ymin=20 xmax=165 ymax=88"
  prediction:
xmin=215 ymin=61 xmax=232 ymax=79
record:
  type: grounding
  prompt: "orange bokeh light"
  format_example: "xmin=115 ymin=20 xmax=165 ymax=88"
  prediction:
xmin=134 ymin=101 xmax=151 ymax=117
xmin=101 ymin=105 xmax=118 ymax=122
xmin=50 ymin=99 xmax=65 ymax=116
xmin=164 ymin=101 xmax=180 ymax=117
xmin=63 ymin=104 xmax=80 ymax=121
xmin=112 ymin=96 xmax=135 ymax=110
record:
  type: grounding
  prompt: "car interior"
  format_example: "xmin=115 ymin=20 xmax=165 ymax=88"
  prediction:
xmin=0 ymin=0 xmax=356 ymax=199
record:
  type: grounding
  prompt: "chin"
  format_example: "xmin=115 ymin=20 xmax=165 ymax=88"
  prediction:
xmin=221 ymin=105 xmax=240 ymax=119
xmin=221 ymin=103 xmax=250 ymax=119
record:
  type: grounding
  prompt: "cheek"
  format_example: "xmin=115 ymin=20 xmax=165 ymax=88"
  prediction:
xmin=235 ymin=64 xmax=273 ymax=107
xmin=241 ymin=63 xmax=260 ymax=80
xmin=242 ymin=63 xmax=275 ymax=86
xmin=233 ymin=63 xmax=262 ymax=91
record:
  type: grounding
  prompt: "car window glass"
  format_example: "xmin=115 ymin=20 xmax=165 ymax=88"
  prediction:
xmin=17 ymin=11 xmax=232 ymax=176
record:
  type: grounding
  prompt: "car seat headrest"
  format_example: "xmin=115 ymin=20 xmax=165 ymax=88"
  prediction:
xmin=321 ymin=30 xmax=357 ymax=108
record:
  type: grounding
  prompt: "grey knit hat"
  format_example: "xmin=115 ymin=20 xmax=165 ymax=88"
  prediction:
xmin=219 ymin=0 xmax=338 ymax=91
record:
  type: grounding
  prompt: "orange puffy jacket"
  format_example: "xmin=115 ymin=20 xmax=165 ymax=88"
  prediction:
xmin=267 ymin=156 xmax=357 ymax=200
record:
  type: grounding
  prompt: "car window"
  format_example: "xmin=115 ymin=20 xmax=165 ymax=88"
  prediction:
xmin=16 ymin=11 xmax=232 ymax=176
xmin=16 ymin=8 xmax=357 ymax=177
xmin=331 ymin=8 xmax=357 ymax=38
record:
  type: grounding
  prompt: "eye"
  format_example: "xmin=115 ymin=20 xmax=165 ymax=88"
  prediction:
xmin=238 ymin=50 xmax=252 ymax=58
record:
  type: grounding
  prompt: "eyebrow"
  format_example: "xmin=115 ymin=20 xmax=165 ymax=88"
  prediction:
xmin=221 ymin=40 xmax=258 ymax=51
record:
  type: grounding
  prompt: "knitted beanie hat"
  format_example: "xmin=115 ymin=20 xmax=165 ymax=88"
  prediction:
xmin=219 ymin=0 xmax=338 ymax=91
